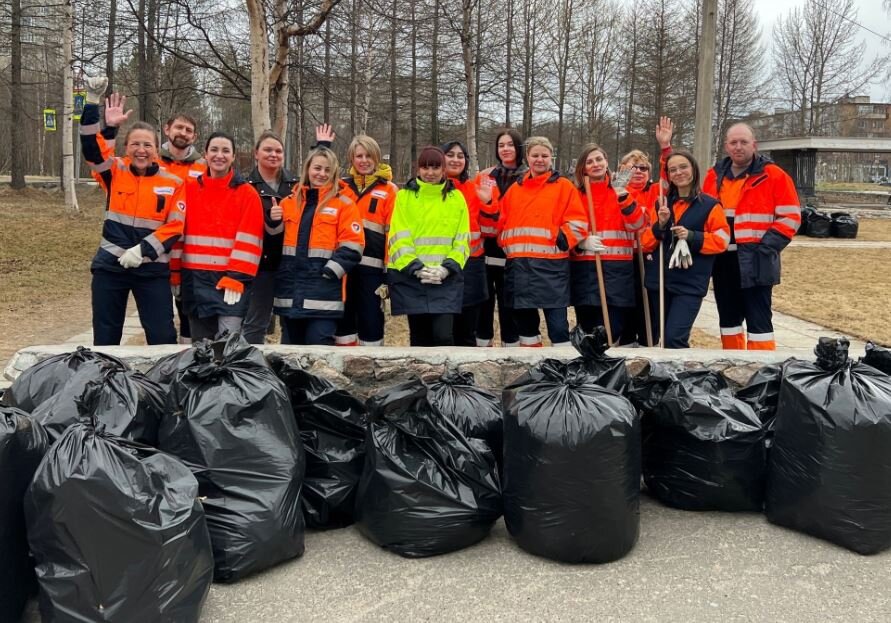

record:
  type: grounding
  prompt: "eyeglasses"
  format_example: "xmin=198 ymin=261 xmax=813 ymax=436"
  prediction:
xmin=630 ymin=165 xmax=650 ymax=172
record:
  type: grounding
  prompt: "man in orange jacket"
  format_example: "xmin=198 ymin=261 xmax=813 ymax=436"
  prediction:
xmin=703 ymin=123 xmax=801 ymax=351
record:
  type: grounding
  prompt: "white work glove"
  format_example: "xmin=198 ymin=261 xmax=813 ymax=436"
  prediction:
xmin=171 ymin=284 xmax=181 ymax=299
xmin=669 ymin=239 xmax=693 ymax=270
xmin=85 ymin=76 xmax=108 ymax=104
xmin=579 ymin=234 xmax=607 ymax=253
xmin=374 ymin=284 xmax=389 ymax=313
xmin=611 ymin=169 xmax=633 ymax=197
xmin=420 ymin=265 xmax=449 ymax=285
xmin=118 ymin=244 xmax=143 ymax=268
xmin=223 ymin=288 xmax=242 ymax=305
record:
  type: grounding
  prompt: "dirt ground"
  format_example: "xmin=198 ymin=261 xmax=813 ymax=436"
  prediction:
xmin=1 ymin=186 xmax=889 ymax=365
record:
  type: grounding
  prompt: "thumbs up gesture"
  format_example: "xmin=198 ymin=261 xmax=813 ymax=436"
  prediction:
xmin=269 ymin=197 xmax=283 ymax=221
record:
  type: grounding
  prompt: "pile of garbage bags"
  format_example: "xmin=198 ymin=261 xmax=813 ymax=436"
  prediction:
xmin=799 ymin=206 xmax=858 ymax=238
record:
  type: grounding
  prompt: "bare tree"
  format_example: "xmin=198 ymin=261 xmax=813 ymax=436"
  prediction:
xmin=773 ymin=0 xmax=887 ymax=135
xmin=245 ymin=0 xmax=341 ymax=140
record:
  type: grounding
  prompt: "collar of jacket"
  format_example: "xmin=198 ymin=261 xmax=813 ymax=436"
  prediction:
xmin=247 ymin=165 xmax=298 ymax=186
xmin=348 ymin=162 xmax=393 ymax=193
xmin=126 ymin=160 xmax=160 ymax=176
xmin=714 ymin=153 xmax=772 ymax=187
xmin=198 ymin=169 xmax=246 ymax=189
xmin=159 ymin=142 xmax=202 ymax=164
xmin=404 ymin=176 xmax=455 ymax=195
xmin=518 ymin=169 xmax=561 ymax=187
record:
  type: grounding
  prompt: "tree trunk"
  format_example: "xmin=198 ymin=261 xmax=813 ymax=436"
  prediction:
xmin=323 ymin=18 xmax=331 ymax=121
xmin=505 ymin=0 xmax=513 ymax=125
xmin=410 ymin=2 xmax=418 ymax=167
xmin=62 ymin=0 xmax=79 ymax=211
xmin=10 ymin=0 xmax=25 ymax=189
xmin=246 ymin=0 xmax=272 ymax=138
xmin=350 ymin=0 xmax=358 ymax=135
xmin=462 ymin=0 xmax=479 ymax=173
xmin=389 ymin=0 xmax=398 ymax=173
xmin=431 ymin=4 xmax=440 ymax=145
xmin=105 ymin=0 xmax=117 ymax=94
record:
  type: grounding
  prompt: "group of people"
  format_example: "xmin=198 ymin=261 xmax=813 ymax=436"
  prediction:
xmin=79 ymin=75 xmax=801 ymax=351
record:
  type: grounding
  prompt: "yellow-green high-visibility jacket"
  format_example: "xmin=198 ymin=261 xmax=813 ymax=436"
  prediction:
xmin=386 ymin=178 xmax=470 ymax=315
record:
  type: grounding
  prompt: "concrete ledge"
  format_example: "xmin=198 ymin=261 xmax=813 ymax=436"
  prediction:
xmin=4 ymin=344 xmax=816 ymax=395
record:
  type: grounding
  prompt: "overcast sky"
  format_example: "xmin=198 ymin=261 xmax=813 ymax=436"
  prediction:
xmin=752 ymin=0 xmax=890 ymax=101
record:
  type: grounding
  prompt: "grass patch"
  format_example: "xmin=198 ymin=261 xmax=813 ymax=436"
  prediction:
xmin=775 ymin=247 xmax=891 ymax=346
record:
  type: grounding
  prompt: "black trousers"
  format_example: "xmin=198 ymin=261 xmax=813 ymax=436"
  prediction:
xmin=407 ymin=314 xmax=454 ymax=346
xmin=514 ymin=308 xmax=569 ymax=345
xmin=283 ymin=318 xmax=337 ymax=346
xmin=454 ymin=304 xmax=481 ymax=347
xmin=476 ymin=262 xmax=521 ymax=345
xmin=91 ymin=271 xmax=176 ymax=346
xmin=574 ymin=304 xmax=628 ymax=343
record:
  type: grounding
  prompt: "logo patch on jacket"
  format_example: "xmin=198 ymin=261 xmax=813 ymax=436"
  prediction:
xmin=320 ymin=207 xmax=338 ymax=216
xmin=188 ymin=170 xmax=202 ymax=178
xmin=371 ymin=190 xmax=388 ymax=199
xmin=153 ymin=186 xmax=175 ymax=196
xmin=351 ymin=222 xmax=361 ymax=233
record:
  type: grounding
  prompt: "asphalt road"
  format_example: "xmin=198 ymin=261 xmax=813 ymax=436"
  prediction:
xmin=24 ymin=496 xmax=890 ymax=622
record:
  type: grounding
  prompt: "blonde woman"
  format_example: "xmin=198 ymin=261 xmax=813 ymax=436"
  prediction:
xmin=273 ymin=147 xmax=365 ymax=345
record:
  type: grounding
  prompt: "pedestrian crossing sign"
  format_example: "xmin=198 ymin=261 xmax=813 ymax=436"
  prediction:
xmin=43 ymin=109 xmax=57 ymax=131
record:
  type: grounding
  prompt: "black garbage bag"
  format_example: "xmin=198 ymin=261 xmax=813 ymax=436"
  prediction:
xmin=31 ymin=360 xmax=165 ymax=446
xmin=766 ymin=338 xmax=891 ymax=554
xmin=805 ymin=210 xmax=832 ymax=237
xmin=643 ymin=370 xmax=768 ymax=511
xmin=798 ymin=205 xmax=817 ymax=236
xmin=271 ymin=356 xmax=368 ymax=530
xmin=2 ymin=346 xmax=127 ymax=411
xmin=569 ymin=325 xmax=630 ymax=392
xmin=862 ymin=341 xmax=891 ymax=375
xmin=145 ymin=346 xmax=202 ymax=387
xmin=502 ymin=359 xmax=640 ymax=563
xmin=625 ymin=360 xmax=684 ymax=414
xmin=355 ymin=378 xmax=501 ymax=558
xmin=426 ymin=370 xmax=504 ymax=473
xmin=830 ymin=211 xmax=858 ymax=238
xmin=735 ymin=364 xmax=784 ymax=430
xmin=160 ymin=333 xmax=305 ymax=581
xmin=25 ymin=422 xmax=214 ymax=622
xmin=0 ymin=408 xmax=48 ymax=623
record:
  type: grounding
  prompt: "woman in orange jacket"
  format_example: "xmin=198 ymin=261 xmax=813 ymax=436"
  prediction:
xmin=497 ymin=137 xmax=588 ymax=346
xmin=640 ymin=150 xmax=730 ymax=348
xmin=442 ymin=140 xmax=494 ymax=346
xmin=571 ymin=144 xmax=645 ymax=341
xmin=334 ymin=134 xmax=398 ymax=346
xmin=178 ymin=132 xmax=264 ymax=341
xmin=273 ymin=147 xmax=365 ymax=345
xmin=79 ymin=86 xmax=185 ymax=346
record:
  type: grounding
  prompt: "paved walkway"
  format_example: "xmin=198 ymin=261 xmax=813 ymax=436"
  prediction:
xmin=694 ymin=291 xmax=865 ymax=352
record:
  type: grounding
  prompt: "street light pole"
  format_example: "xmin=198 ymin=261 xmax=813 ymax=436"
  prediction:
xmin=693 ymin=0 xmax=718 ymax=169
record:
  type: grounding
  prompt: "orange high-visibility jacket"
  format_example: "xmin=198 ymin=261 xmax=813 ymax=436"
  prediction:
xmin=340 ymin=175 xmax=398 ymax=271
xmin=79 ymin=103 xmax=185 ymax=278
xmin=177 ymin=170 xmax=263 ymax=317
xmin=274 ymin=185 xmax=365 ymax=318
xmin=497 ymin=170 xmax=588 ymax=309
xmin=450 ymin=176 xmax=490 ymax=259
xmin=703 ymin=154 xmax=800 ymax=288
xmin=573 ymin=178 xmax=645 ymax=263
